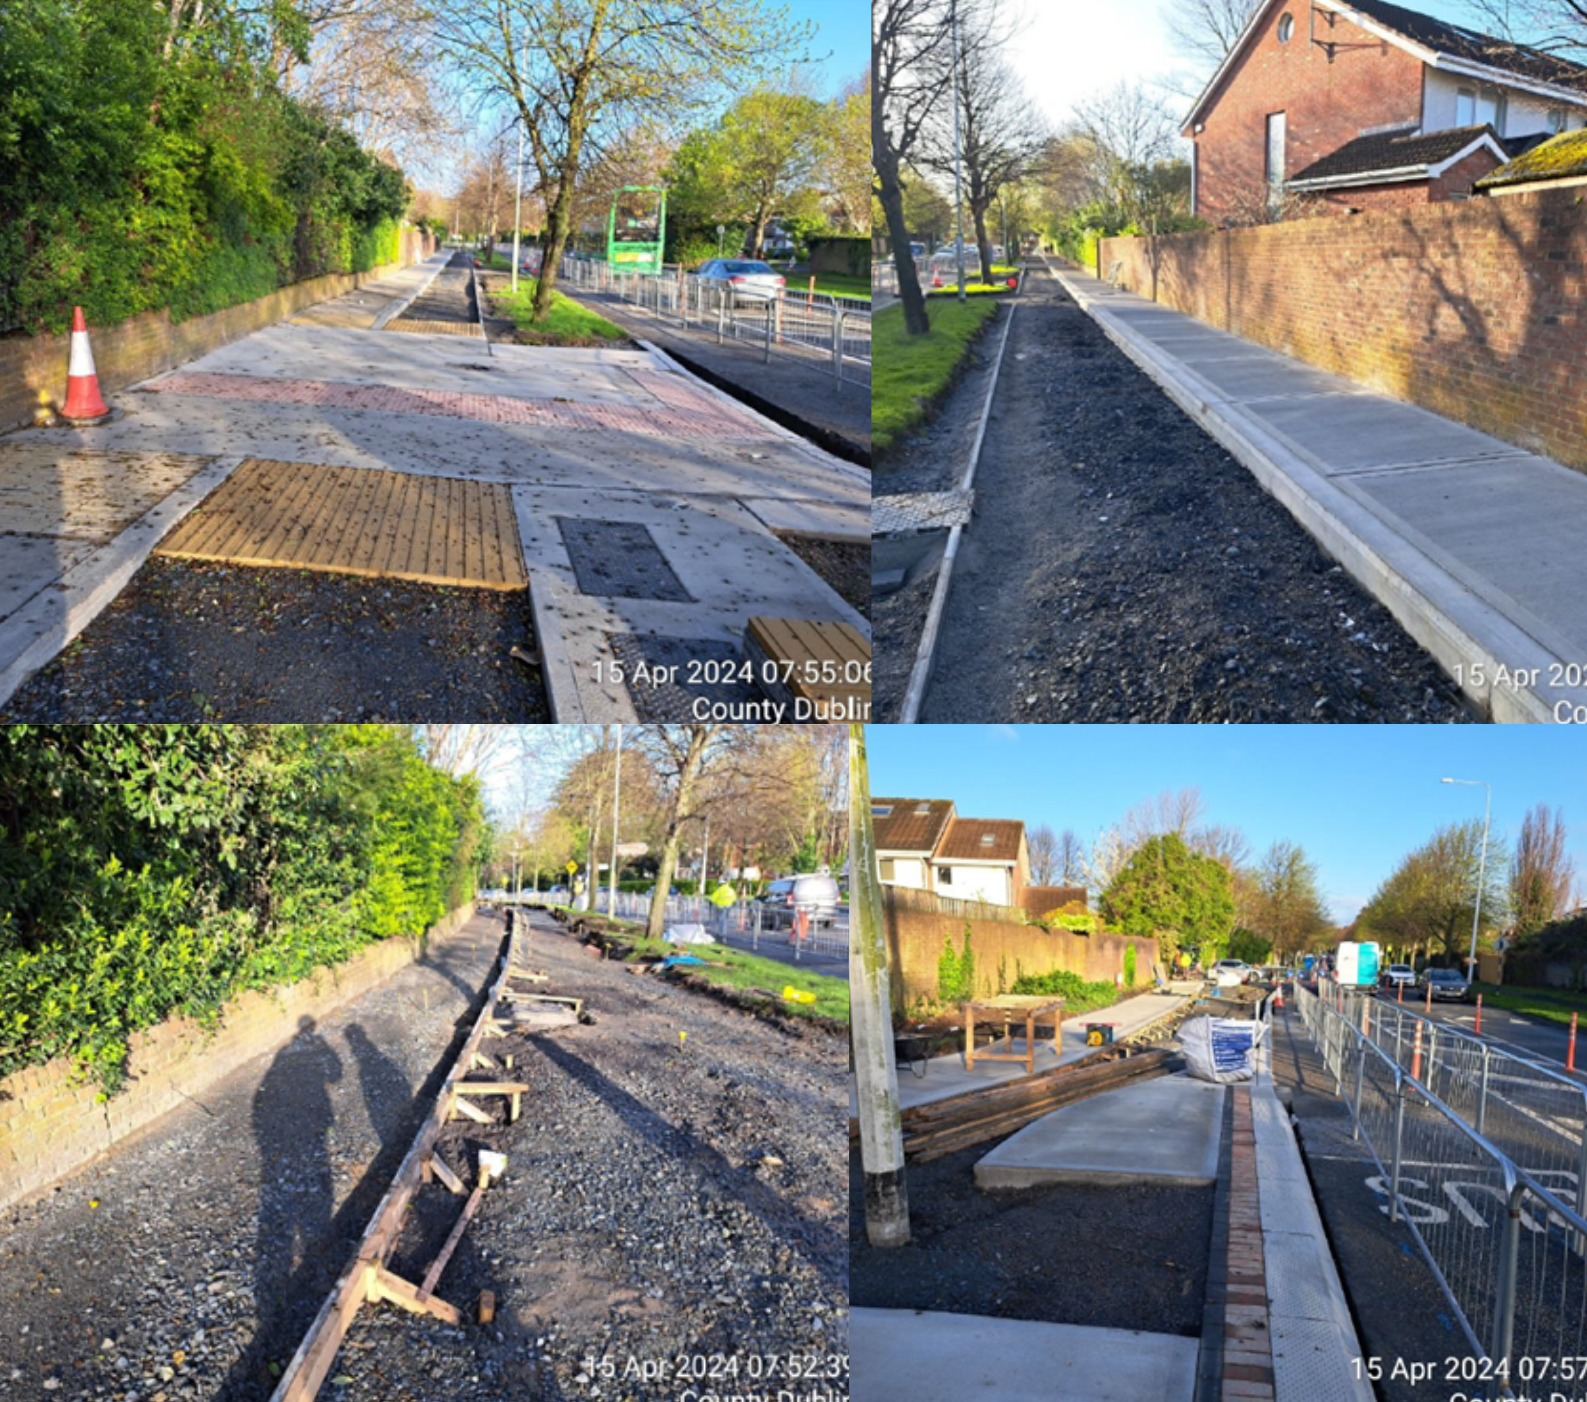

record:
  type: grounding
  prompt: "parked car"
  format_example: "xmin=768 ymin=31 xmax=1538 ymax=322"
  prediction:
xmin=1379 ymin=964 xmax=1417 ymax=991
xmin=1212 ymin=959 xmax=1251 ymax=987
xmin=756 ymin=874 xmax=841 ymax=930
xmin=695 ymin=258 xmax=786 ymax=303
xmin=1422 ymin=967 xmax=1472 ymax=1002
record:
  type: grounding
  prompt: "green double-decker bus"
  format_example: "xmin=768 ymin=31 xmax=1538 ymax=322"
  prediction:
xmin=607 ymin=185 xmax=667 ymax=274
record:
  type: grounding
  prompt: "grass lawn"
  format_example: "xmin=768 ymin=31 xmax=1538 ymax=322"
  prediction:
xmin=874 ymin=296 xmax=999 ymax=452
xmin=1470 ymin=981 xmax=1587 ymax=1025
xmin=790 ymin=271 xmax=871 ymax=301
xmin=489 ymin=277 xmax=627 ymax=347
xmin=616 ymin=928 xmax=848 ymax=1023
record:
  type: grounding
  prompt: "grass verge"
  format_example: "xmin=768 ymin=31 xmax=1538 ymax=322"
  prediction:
xmin=792 ymin=272 xmax=871 ymax=301
xmin=489 ymin=277 xmax=627 ymax=347
xmin=874 ymin=296 xmax=999 ymax=453
xmin=1470 ymin=981 xmax=1587 ymax=1025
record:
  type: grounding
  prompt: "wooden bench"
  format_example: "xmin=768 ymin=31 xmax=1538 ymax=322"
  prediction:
xmin=743 ymin=616 xmax=869 ymax=720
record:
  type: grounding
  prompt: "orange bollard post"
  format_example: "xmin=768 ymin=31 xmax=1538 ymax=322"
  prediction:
xmin=1425 ymin=979 xmax=1433 ymax=1014
xmin=1475 ymin=993 xmax=1482 ymax=1036
xmin=1571 ymin=1012 xmax=1579 ymax=1073
xmin=1411 ymin=1020 xmax=1424 ymax=1081
xmin=1397 ymin=978 xmax=1404 ymax=1004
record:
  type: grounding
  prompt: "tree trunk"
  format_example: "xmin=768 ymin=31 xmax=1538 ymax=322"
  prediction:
xmin=972 ymin=202 xmax=994 ymax=284
xmin=534 ymin=173 xmax=577 ymax=321
xmin=647 ymin=729 xmax=714 ymax=940
xmin=849 ymin=723 xmax=910 ymax=1247
xmin=874 ymin=151 xmax=929 ymax=335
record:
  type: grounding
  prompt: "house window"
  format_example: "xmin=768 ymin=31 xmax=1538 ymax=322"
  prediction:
xmin=1455 ymin=86 xmax=1506 ymax=131
xmin=880 ymin=859 xmax=895 ymax=882
xmin=980 ymin=832 xmax=996 ymax=847
xmin=872 ymin=804 xmax=892 ymax=817
xmin=1549 ymin=108 xmax=1567 ymax=133
xmin=914 ymin=803 xmax=932 ymax=815
xmin=1277 ymin=12 xmax=1294 ymax=42
xmin=939 ymin=866 xmax=953 ymax=886
xmin=1265 ymin=112 xmax=1287 ymax=211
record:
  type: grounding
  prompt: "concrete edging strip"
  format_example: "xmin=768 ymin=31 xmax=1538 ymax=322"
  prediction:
xmin=898 ymin=295 xmax=1019 ymax=724
xmin=1047 ymin=259 xmax=1569 ymax=723
xmin=0 ymin=452 xmax=248 ymax=708
xmin=369 ymin=253 xmax=451 ymax=331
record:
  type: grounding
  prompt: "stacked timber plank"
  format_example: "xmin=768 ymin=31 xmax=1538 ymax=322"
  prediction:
xmin=849 ymin=1045 xmax=1181 ymax=1164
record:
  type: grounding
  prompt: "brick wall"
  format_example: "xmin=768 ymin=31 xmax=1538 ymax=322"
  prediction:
xmin=1193 ymin=3 xmax=1424 ymax=225
xmin=882 ymin=888 xmax=1158 ymax=1005
xmin=0 ymin=227 xmax=436 ymax=435
xmin=1100 ymin=187 xmax=1587 ymax=472
xmin=0 ymin=900 xmax=478 ymax=1214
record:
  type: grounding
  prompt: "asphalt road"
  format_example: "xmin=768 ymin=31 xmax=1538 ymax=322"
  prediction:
xmin=1414 ymin=995 xmax=1585 ymax=1069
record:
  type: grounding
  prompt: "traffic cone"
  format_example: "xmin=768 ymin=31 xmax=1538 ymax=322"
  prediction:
xmin=61 ymin=307 xmax=110 ymax=425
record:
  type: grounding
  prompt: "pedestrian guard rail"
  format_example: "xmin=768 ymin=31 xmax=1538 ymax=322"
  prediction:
xmin=1295 ymin=979 xmax=1587 ymax=1379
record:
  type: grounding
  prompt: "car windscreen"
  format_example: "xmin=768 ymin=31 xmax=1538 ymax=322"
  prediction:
xmin=723 ymin=261 xmax=772 ymax=274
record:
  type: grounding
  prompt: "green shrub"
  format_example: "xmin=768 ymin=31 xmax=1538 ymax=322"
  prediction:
xmin=1123 ymin=943 xmax=1137 ymax=988
xmin=1010 ymin=967 xmax=1119 ymax=1015
xmin=938 ymin=936 xmax=961 ymax=1004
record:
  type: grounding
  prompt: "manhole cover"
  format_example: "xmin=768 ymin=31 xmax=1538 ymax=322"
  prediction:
xmin=608 ymin=635 xmax=761 ymax=720
xmin=556 ymin=519 xmax=693 ymax=602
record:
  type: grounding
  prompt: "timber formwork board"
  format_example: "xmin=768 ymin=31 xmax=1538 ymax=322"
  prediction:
xmin=268 ymin=920 xmax=521 ymax=1402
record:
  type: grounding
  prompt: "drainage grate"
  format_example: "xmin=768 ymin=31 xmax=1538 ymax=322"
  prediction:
xmin=609 ymin=635 xmax=761 ymax=720
xmin=556 ymin=519 xmax=693 ymax=602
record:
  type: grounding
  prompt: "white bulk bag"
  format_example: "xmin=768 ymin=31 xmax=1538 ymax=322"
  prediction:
xmin=1180 ymin=1014 xmax=1264 ymax=1084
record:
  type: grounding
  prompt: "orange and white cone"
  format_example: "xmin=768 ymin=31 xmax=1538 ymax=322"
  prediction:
xmin=61 ymin=306 xmax=110 ymax=425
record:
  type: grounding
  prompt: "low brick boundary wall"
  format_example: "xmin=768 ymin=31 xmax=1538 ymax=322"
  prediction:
xmin=0 ymin=900 xmax=478 ymax=1213
xmin=1100 ymin=189 xmax=1587 ymax=473
xmin=0 ymin=228 xmax=436 ymax=435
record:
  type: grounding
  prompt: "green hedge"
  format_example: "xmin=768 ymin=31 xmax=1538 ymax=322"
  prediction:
xmin=0 ymin=0 xmax=409 ymax=334
xmin=0 ymin=726 xmax=484 ymax=1093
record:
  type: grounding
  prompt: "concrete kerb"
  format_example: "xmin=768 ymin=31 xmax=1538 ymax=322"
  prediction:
xmin=0 ymin=452 xmax=248 ymax=708
xmin=1047 ymin=261 xmax=1566 ymax=724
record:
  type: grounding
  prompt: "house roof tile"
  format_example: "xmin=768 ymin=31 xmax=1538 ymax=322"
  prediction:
xmin=1346 ymin=0 xmax=1587 ymax=92
xmin=937 ymin=817 xmax=1025 ymax=864
xmin=871 ymin=798 xmax=954 ymax=854
xmin=1477 ymin=126 xmax=1587 ymax=186
xmin=1289 ymin=123 xmax=1502 ymax=182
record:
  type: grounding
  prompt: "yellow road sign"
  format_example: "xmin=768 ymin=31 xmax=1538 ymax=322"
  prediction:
xmin=566 ymin=861 xmax=578 ymax=875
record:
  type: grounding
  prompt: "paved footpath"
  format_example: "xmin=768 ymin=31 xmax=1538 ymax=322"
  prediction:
xmin=1051 ymin=259 xmax=1587 ymax=723
xmin=0 ymin=253 xmax=868 ymax=720
xmin=0 ymin=912 xmax=506 ymax=1402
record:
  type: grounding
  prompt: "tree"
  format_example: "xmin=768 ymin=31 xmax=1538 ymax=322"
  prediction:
xmin=639 ymin=726 xmax=723 ymax=939
xmin=1057 ymin=829 xmax=1084 ymax=884
xmin=1510 ymin=803 xmax=1576 ymax=940
xmin=825 ymin=72 xmax=871 ymax=233
xmin=438 ymin=0 xmax=807 ymax=322
xmin=1027 ymin=824 xmax=1059 ymax=885
xmin=874 ymin=0 xmax=953 ymax=334
xmin=667 ymin=86 xmax=831 ymax=257
xmin=1167 ymin=0 xmax=1261 ymax=68
xmin=918 ymin=0 xmax=1043 ymax=282
xmin=1357 ymin=821 xmax=1509 ymax=966
xmin=1247 ymin=841 xmax=1331 ymax=962
xmin=1103 ymin=832 xmax=1235 ymax=957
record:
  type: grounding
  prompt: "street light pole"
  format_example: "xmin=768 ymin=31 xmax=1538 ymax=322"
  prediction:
xmin=607 ymin=725 xmax=622 ymax=920
xmin=511 ymin=117 xmax=525 ymax=295
xmin=1442 ymin=777 xmax=1493 ymax=982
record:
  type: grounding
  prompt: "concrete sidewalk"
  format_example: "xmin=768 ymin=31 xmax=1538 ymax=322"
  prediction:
xmin=849 ymin=991 xmax=1184 ymax=1116
xmin=1050 ymin=259 xmax=1587 ymax=723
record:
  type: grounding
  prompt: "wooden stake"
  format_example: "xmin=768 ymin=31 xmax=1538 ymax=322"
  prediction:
xmin=429 ymin=1152 xmax=466 ymax=1196
xmin=368 ymin=1266 xmax=463 ymax=1326
xmin=418 ymin=1184 xmax=487 ymax=1302
xmin=452 ymin=1095 xmax=493 ymax=1124
xmin=478 ymin=1290 xmax=496 ymax=1325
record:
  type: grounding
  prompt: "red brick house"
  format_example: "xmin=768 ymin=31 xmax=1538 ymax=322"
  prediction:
xmin=1183 ymin=0 xmax=1587 ymax=223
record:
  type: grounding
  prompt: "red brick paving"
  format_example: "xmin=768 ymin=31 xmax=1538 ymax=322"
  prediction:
xmin=148 ymin=371 xmax=771 ymax=441
xmin=1225 ymin=1087 xmax=1275 ymax=1401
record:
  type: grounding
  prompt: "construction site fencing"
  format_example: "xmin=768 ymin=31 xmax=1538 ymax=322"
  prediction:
xmin=1294 ymin=980 xmax=1587 ymax=1376
xmin=549 ymin=253 xmax=870 ymax=386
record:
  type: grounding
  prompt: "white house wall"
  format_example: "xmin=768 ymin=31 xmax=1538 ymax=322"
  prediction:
xmin=882 ymin=857 xmax=927 ymax=889
xmin=1422 ymin=67 xmax=1585 ymax=137
xmin=934 ymin=863 xmax=1013 ymax=904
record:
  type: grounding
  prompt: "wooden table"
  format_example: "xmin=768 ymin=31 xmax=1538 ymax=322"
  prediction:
xmin=962 ymin=995 xmax=1065 ymax=1075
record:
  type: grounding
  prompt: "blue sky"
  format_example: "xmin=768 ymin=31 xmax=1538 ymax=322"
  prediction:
xmin=1013 ymin=0 xmax=1546 ymax=130
xmin=868 ymin=726 xmax=1587 ymax=922
xmin=799 ymin=0 xmax=868 ymax=95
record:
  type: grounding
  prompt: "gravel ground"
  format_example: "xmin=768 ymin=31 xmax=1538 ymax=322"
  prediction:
xmin=849 ymin=1134 xmax=1212 ymax=1337
xmin=0 ymin=559 xmax=549 ymax=722
xmin=871 ymin=573 xmax=935 ymax=722
xmin=0 ymin=915 xmax=507 ymax=1402
xmin=401 ymin=251 xmax=480 ymax=325
xmin=773 ymin=534 xmax=869 ymax=622
xmin=879 ymin=265 xmax=1476 ymax=723
xmin=324 ymin=908 xmax=847 ymax=1402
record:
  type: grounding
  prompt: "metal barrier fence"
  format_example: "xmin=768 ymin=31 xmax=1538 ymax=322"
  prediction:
xmin=544 ymin=253 xmax=870 ymax=386
xmin=1295 ymin=980 xmax=1587 ymax=1373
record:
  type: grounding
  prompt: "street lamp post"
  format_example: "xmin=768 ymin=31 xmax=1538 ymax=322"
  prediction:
xmin=511 ymin=117 xmax=525 ymax=295
xmin=1441 ymin=777 xmax=1493 ymax=983
xmin=949 ymin=0 xmax=966 ymax=302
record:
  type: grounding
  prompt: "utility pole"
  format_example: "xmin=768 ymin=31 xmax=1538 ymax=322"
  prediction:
xmin=849 ymin=723 xmax=910 ymax=1246
xmin=949 ymin=0 xmax=966 ymax=302
xmin=607 ymin=725 xmax=623 ymax=920
xmin=511 ymin=117 xmax=525 ymax=294
xmin=701 ymin=811 xmax=710 ymax=895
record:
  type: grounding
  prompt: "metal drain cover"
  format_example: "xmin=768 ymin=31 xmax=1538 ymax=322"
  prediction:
xmin=608 ymin=635 xmax=760 ymax=720
xmin=556 ymin=519 xmax=693 ymax=602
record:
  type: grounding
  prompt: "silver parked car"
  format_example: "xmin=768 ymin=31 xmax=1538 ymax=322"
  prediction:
xmin=756 ymin=874 xmax=841 ymax=929
xmin=695 ymin=258 xmax=786 ymax=303
xmin=1422 ymin=967 xmax=1471 ymax=1002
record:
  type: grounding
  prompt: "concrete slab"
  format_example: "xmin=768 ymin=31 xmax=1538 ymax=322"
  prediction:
xmin=31 ymin=398 xmax=868 ymax=506
xmin=0 ymin=445 xmax=215 ymax=542
xmin=1175 ymin=353 xmax=1364 ymax=401
xmin=1348 ymin=453 xmax=1587 ymax=659
xmin=973 ymin=1073 xmax=1225 ymax=1189
xmin=849 ymin=992 xmax=1186 ymax=1116
xmin=0 ymin=533 xmax=95 ymax=618
xmin=509 ymin=485 xmax=869 ymax=721
xmin=740 ymin=495 xmax=869 ymax=542
xmin=159 ymin=322 xmax=659 ymax=406
xmin=1240 ymin=390 xmax=1526 ymax=474
xmin=851 ymin=1309 xmax=1197 ymax=1402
